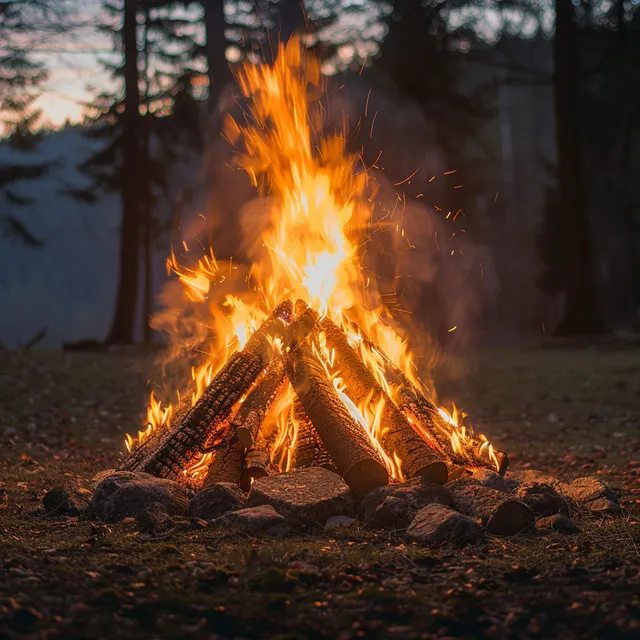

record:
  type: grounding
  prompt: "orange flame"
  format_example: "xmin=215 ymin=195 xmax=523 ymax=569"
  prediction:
xmin=124 ymin=37 xmax=501 ymax=476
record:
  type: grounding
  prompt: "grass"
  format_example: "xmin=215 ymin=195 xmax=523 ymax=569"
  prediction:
xmin=1 ymin=345 xmax=639 ymax=639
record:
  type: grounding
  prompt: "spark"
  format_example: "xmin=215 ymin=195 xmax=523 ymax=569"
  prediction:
xmin=394 ymin=168 xmax=419 ymax=187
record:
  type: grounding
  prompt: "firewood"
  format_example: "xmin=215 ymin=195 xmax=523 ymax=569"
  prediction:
xmin=240 ymin=442 xmax=271 ymax=491
xmin=447 ymin=478 xmax=534 ymax=536
xmin=119 ymin=300 xmax=293 ymax=478
xmin=233 ymin=359 xmax=286 ymax=448
xmin=284 ymin=329 xmax=389 ymax=498
xmin=203 ymin=431 xmax=245 ymax=487
xmin=321 ymin=318 xmax=447 ymax=484
xmin=293 ymin=400 xmax=336 ymax=472
xmin=346 ymin=320 xmax=509 ymax=474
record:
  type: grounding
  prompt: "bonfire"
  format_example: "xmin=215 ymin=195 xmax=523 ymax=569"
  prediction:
xmin=119 ymin=38 xmax=506 ymax=500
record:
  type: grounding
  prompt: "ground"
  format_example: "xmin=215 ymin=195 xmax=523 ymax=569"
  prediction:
xmin=1 ymin=345 xmax=639 ymax=639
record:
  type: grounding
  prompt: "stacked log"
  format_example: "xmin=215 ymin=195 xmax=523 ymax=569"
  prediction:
xmin=345 ymin=320 xmax=509 ymax=474
xmin=321 ymin=318 xmax=447 ymax=484
xmin=119 ymin=301 xmax=292 ymax=479
xmin=233 ymin=360 xmax=286 ymax=448
xmin=283 ymin=314 xmax=389 ymax=497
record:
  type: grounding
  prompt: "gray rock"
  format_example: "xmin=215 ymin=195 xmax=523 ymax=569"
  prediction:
xmin=188 ymin=483 xmax=246 ymax=520
xmin=472 ymin=469 xmax=519 ymax=493
xmin=42 ymin=487 xmax=78 ymax=516
xmin=247 ymin=467 xmax=354 ymax=529
xmin=90 ymin=471 xmax=190 ymax=523
xmin=515 ymin=482 xmax=569 ymax=516
xmin=406 ymin=504 xmax=486 ymax=547
xmin=324 ymin=515 xmax=356 ymax=531
xmin=535 ymin=514 xmax=580 ymax=534
xmin=584 ymin=497 xmax=622 ymax=516
xmin=507 ymin=469 xmax=570 ymax=495
xmin=359 ymin=477 xmax=452 ymax=527
xmin=136 ymin=502 xmax=175 ymax=535
xmin=564 ymin=477 xmax=617 ymax=503
xmin=211 ymin=505 xmax=290 ymax=536
xmin=365 ymin=496 xmax=412 ymax=529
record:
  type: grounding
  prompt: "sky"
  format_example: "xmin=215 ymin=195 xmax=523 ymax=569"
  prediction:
xmin=30 ymin=0 xmax=557 ymax=129
xmin=32 ymin=1 xmax=114 ymax=127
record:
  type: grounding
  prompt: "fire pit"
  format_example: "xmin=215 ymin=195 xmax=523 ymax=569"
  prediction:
xmin=80 ymin=39 xmax=621 ymax=543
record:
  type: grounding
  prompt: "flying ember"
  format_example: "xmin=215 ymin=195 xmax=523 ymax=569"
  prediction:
xmin=121 ymin=37 xmax=507 ymax=493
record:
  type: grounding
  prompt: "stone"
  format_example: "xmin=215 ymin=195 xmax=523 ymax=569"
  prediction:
xmin=90 ymin=471 xmax=190 ymax=523
xmin=188 ymin=483 xmax=246 ymax=520
xmin=564 ymin=477 xmax=617 ymax=504
xmin=447 ymin=478 xmax=535 ymax=536
xmin=406 ymin=504 xmax=486 ymax=547
xmin=90 ymin=469 xmax=117 ymax=491
xmin=359 ymin=477 xmax=452 ymax=527
xmin=247 ymin=467 xmax=354 ymax=529
xmin=507 ymin=469 xmax=570 ymax=495
xmin=211 ymin=505 xmax=290 ymax=536
xmin=472 ymin=469 xmax=519 ymax=493
xmin=42 ymin=488 xmax=79 ymax=516
xmin=365 ymin=496 xmax=412 ymax=529
xmin=136 ymin=502 xmax=175 ymax=535
xmin=535 ymin=514 xmax=580 ymax=534
xmin=584 ymin=497 xmax=622 ymax=516
xmin=515 ymin=482 xmax=569 ymax=516
xmin=324 ymin=515 xmax=356 ymax=531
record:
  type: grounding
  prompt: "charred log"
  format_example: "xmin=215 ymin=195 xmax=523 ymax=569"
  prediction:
xmin=321 ymin=318 xmax=447 ymax=484
xmin=240 ymin=440 xmax=272 ymax=491
xmin=293 ymin=400 xmax=336 ymax=472
xmin=234 ymin=360 xmax=286 ymax=449
xmin=119 ymin=301 xmax=292 ymax=478
xmin=203 ymin=432 xmax=245 ymax=487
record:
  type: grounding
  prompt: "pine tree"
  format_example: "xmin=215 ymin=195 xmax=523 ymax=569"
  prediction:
xmin=0 ymin=0 xmax=53 ymax=247
xmin=77 ymin=0 xmax=205 ymax=344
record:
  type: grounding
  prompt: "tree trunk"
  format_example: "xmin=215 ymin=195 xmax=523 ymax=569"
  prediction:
xmin=106 ymin=0 xmax=140 ymax=344
xmin=203 ymin=0 xmax=231 ymax=109
xmin=553 ymin=0 xmax=607 ymax=335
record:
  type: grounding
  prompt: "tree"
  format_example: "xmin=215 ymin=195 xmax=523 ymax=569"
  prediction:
xmin=77 ymin=0 xmax=205 ymax=344
xmin=539 ymin=0 xmax=607 ymax=334
xmin=0 ymin=0 xmax=54 ymax=247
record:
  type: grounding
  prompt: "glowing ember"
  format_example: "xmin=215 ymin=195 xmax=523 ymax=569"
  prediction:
xmin=125 ymin=37 xmax=502 ymax=480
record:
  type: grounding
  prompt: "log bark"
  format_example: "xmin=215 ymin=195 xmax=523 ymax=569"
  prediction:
xmin=119 ymin=301 xmax=292 ymax=478
xmin=321 ymin=319 xmax=447 ymax=484
xmin=447 ymin=478 xmax=534 ymax=536
xmin=285 ymin=337 xmax=389 ymax=498
xmin=347 ymin=321 xmax=508 ymax=474
xmin=233 ymin=360 xmax=286 ymax=448
xmin=240 ymin=439 xmax=272 ymax=491
xmin=293 ymin=400 xmax=336 ymax=472
xmin=203 ymin=431 xmax=245 ymax=487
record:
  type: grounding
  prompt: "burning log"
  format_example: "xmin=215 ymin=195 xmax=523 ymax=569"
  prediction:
xmin=120 ymin=301 xmax=293 ymax=479
xmin=203 ymin=431 xmax=245 ymax=487
xmin=233 ymin=360 xmax=286 ymax=449
xmin=284 ymin=316 xmax=389 ymax=497
xmin=293 ymin=400 xmax=336 ymax=471
xmin=321 ymin=319 xmax=447 ymax=484
xmin=448 ymin=478 xmax=534 ymax=536
xmin=240 ymin=440 xmax=272 ymax=491
xmin=348 ymin=322 xmax=508 ymax=474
